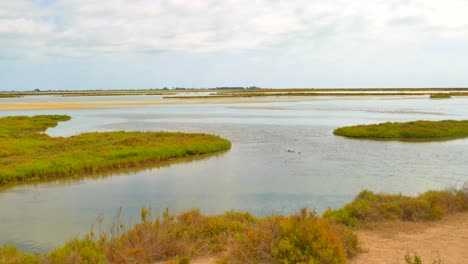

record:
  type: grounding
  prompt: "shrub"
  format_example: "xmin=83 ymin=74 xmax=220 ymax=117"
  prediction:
xmin=46 ymin=238 xmax=106 ymax=264
xmin=226 ymin=209 xmax=360 ymax=264
xmin=0 ymin=245 xmax=40 ymax=264
xmin=324 ymin=189 xmax=468 ymax=227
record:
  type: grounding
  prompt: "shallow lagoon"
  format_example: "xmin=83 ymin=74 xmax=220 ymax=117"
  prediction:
xmin=1 ymin=96 xmax=467 ymax=252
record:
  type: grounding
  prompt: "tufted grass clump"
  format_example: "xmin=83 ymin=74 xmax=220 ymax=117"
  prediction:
xmin=323 ymin=189 xmax=468 ymax=227
xmin=333 ymin=120 xmax=468 ymax=140
xmin=0 ymin=115 xmax=231 ymax=185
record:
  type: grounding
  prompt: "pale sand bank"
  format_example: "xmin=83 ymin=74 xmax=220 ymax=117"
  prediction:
xmin=0 ymin=95 xmax=428 ymax=111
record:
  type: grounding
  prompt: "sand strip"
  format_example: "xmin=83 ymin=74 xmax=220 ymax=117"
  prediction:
xmin=0 ymin=96 xmax=429 ymax=111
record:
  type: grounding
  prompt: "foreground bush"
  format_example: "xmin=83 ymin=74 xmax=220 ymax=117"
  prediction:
xmin=333 ymin=120 xmax=468 ymax=140
xmin=1 ymin=209 xmax=359 ymax=264
xmin=3 ymin=189 xmax=467 ymax=263
xmin=0 ymin=115 xmax=231 ymax=185
xmin=225 ymin=209 xmax=359 ymax=264
xmin=323 ymin=189 xmax=468 ymax=227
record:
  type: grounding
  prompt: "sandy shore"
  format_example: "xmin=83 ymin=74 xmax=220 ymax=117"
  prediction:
xmin=351 ymin=212 xmax=468 ymax=264
xmin=0 ymin=95 xmax=428 ymax=111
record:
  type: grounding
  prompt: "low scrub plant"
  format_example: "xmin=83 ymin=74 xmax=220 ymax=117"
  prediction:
xmin=1 ymin=208 xmax=359 ymax=264
xmin=323 ymin=189 xmax=468 ymax=227
xmin=3 ymin=187 xmax=466 ymax=263
xmin=0 ymin=246 xmax=40 ymax=264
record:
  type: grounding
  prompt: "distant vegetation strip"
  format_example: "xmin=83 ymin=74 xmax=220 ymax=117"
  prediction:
xmin=0 ymin=91 xmax=176 ymax=97
xmin=430 ymin=94 xmax=452 ymax=99
xmin=164 ymin=92 xmax=468 ymax=99
xmin=2 ymin=88 xmax=468 ymax=98
xmin=333 ymin=120 xmax=468 ymax=140
xmin=2 ymin=188 xmax=467 ymax=263
xmin=0 ymin=115 xmax=231 ymax=185
xmin=0 ymin=94 xmax=19 ymax=98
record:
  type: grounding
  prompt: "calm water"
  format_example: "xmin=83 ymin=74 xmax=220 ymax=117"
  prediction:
xmin=1 ymin=96 xmax=468 ymax=252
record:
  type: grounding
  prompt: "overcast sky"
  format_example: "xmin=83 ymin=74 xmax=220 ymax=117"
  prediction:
xmin=1 ymin=0 xmax=468 ymax=90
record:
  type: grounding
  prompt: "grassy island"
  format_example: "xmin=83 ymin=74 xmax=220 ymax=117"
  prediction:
xmin=430 ymin=94 xmax=452 ymax=99
xmin=0 ymin=115 xmax=231 ymax=185
xmin=333 ymin=120 xmax=468 ymax=141
xmin=1 ymin=188 xmax=467 ymax=263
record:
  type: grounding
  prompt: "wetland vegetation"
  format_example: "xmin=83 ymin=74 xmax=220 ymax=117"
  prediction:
xmin=2 ymin=88 xmax=468 ymax=99
xmin=333 ymin=120 xmax=468 ymax=140
xmin=324 ymin=189 xmax=468 ymax=227
xmin=1 ymin=97 xmax=468 ymax=263
xmin=0 ymin=115 xmax=231 ymax=185
xmin=1 ymin=188 xmax=466 ymax=263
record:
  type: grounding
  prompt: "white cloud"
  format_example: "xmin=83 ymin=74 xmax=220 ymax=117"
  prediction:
xmin=1 ymin=0 xmax=468 ymax=58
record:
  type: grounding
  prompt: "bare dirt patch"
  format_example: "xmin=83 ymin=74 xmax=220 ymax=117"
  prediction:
xmin=351 ymin=212 xmax=468 ymax=264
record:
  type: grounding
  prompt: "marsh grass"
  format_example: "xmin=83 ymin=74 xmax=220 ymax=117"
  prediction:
xmin=323 ymin=189 xmax=468 ymax=227
xmin=0 ymin=246 xmax=40 ymax=264
xmin=2 ymin=188 xmax=467 ymax=263
xmin=333 ymin=120 xmax=468 ymax=141
xmin=2 ymin=209 xmax=359 ymax=264
xmin=0 ymin=90 xmax=177 ymax=97
xmin=0 ymin=115 xmax=231 ymax=185
xmin=164 ymin=92 xmax=435 ymax=99
xmin=0 ymin=94 xmax=19 ymax=98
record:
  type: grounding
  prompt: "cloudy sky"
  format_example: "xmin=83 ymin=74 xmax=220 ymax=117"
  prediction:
xmin=1 ymin=0 xmax=468 ymax=90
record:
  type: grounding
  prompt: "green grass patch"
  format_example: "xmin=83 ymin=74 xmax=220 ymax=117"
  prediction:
xmin=333 ymin=120 xmax=468 ymax=141
xmin=0 ymin=115 xmax=231 ymax=185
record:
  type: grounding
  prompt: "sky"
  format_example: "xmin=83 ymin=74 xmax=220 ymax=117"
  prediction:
xmin=1 ymin=0 xmax=468 ymax=90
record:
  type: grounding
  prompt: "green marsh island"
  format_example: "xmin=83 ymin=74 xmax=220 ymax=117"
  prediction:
xmin=0 ymin=115 xmax=231 ymax=185
xmin=334 ymin=120 xmax=468 ymax=141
